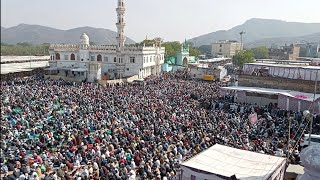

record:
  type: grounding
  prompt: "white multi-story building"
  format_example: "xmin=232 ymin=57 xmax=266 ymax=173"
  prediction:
xmin=47 ymin=0 xmax=165 ymax=82
xmin=211 ymin=40 xmax=241 ymax=58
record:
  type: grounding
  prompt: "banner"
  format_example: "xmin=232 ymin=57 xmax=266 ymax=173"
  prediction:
xmin=97 ymin=67 xmax=102 ymax=80
xmin=249 ymin=113 xmax=258 ymax=124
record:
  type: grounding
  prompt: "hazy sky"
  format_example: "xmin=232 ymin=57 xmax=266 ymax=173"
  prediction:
xmin=2 ymin=0 xmax=320 ymax=42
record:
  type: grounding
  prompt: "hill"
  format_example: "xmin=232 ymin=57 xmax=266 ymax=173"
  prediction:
xmin=188 ymin=18 xmax=320 ymax=47
xmin=246 ymin=32 xmax=320 ymax=48
xmin=1 ymin=24 xmax=136 ymax=45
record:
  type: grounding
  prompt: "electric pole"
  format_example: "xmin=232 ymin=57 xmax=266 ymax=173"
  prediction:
xmin=240 ymin=31 xmax=246 ymax=51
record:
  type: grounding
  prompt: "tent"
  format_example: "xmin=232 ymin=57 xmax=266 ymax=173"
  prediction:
xmin=180 ymin=144 xmax=287 ymax=180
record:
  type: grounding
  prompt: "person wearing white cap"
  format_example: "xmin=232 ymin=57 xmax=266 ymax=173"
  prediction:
xmin=128 ymin=170 xmax=136 ymax=180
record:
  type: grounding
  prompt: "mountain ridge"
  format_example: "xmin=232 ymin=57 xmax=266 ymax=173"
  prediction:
xmin=188 ymin=18 xmax=320 ymax=47
xmin=246 ymin=32 xmax=320 ymax=48
xmin=1 ymin=24 xmax=136 ymax=45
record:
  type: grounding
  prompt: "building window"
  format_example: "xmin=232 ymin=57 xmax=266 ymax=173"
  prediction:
xmin=147 ymin=57 xmax=149 ymax=63
xmin=81 ymin=59 xmax=83 ymax=61
xmin=117 ymin=58 xmax=123 ymax=63
xmin=220 ymin=44 xmax=222 ymax=47
xmin=81 ymin=72 xmax=84 ymax=76
xmin=114 ymin=57 xmax=117 ymax=62
xmin=97 ymin=54 xmax=102 ymax=61
xmin=55 ymin=53 xmax=60 ymax=60
xmin=71 ymin=53 xmax=75 ymax=60
xmin=130 ymin=57 xmax=135 ymax=63
xmin=64 ymin=55 xmax=69 ymax=60
xmin=91 ymin=55 xmax=95 ymax=61
xmin=219 ymin=49 xmax=222 ymax=52
xmin=104 ymin=56 xmax=108 ymax=62
xmin=127 ymin=68 xmax=129 ymax=71
xmin=143 ymin=57 xmax=145 ymax=63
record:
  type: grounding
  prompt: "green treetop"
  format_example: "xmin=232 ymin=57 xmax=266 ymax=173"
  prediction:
xmin=232 ymin=51 xmax=255 ymax=68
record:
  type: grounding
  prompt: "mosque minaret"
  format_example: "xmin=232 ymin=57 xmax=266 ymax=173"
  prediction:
xmin=116 ymin=0 xmax=126 ymax=52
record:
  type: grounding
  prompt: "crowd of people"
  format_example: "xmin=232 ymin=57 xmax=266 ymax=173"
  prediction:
xmin=1 ymin=71 xmax=320 ymax=180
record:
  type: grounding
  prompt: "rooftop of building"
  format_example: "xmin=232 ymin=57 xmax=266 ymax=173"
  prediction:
xmin=221 ymin=86 xmax=320 ymax=102
xmin=189 ymin=63 xmax=225 ymax=70
xmin=1 ymin=56 xmax=50 ymax=63
xmin=49 ymin=44 xmax=165 ymax=51
xmin=198 ymin=58 xmax=232 ymax=63
xmin=255 ymin=59 xmax=312 ymax=62
xmin=1 ymin=61 xmax=49 ymax=74
xmin=244 ymin=62 xmax=320 ymax=70
xmin=181 ymin=144 xmax=286 ymax=180
xmin=213 ymin=40 xmax=240 ymax=44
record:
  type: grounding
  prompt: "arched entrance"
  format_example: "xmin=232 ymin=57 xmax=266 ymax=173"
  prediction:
xmin=97 ymin=54 xmax=102 ymax=62
xmin=182 ymin=57 xmax=188 ymax=66
xmin=70 ymin=53 xmax=75 ymax=60
xmin=56 ymin=53 xmax=60 ymax=60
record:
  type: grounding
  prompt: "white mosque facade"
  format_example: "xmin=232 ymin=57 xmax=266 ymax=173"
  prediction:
xmin=47 ymin=0 xmax=165 ymax=82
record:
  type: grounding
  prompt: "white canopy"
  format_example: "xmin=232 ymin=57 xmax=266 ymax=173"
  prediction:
xmin=221 ymin=86 xmax=320 ymax=102
xmin=181 ymin=144 xmax=287 ymax=180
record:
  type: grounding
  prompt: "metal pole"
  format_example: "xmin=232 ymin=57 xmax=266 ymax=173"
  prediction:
xmin=309 ymin=70 xmax=318 ymax=146
xmin=30 ymin=48 xmax=32 ymax=68
xmin=241 ymin=34 xmax=243 ymax=51
xmin=287 ymin=117 xmax=291 ymax=158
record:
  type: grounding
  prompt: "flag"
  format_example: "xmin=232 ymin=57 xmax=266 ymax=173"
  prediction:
xmin=249 ymin=113 xmax=258 ymax=124
xmin=97 ymin=67 xmax=102 ymax=80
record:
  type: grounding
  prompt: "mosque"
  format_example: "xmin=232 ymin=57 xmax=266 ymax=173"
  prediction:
xmin=47 ymin=0 xmax=165 ymax=82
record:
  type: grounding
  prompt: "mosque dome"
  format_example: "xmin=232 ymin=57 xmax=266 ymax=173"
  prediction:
xmin=80 ymin=33 xmax=89 ymax=45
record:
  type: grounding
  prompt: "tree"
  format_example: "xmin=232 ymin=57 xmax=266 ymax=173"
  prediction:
xmin=1 ymin=43 xmax=50 ymax=56
xmin=250 ymin=47 xmax=269 ymax=59
xmin=162 ymin=41 xmax=181 ymax=59
xmin=188 ymin=43 xmax=202 ymax=57
xmin=198 ymin=45 xmax=211 ymax=55
xmin=189 ymin=48 xmax=201 ymax=57
xmin=17 ymin=42 xmax=32 ymax=47
xmin=232 ymin=51 xmax=254 ymax=68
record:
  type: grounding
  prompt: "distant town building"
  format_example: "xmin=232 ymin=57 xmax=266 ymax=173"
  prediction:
xmin=211 ymin=40 xmax=242 ymax=58
xmin=47 ymin=0 xmax=165 ymax=83
xmin=296 ymin=43 xmax=320 ymax=58
xmin=270 ymin=43 xmax=279 ymax=49
xmin=269 ymin=44 xmax=300 ymax=60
